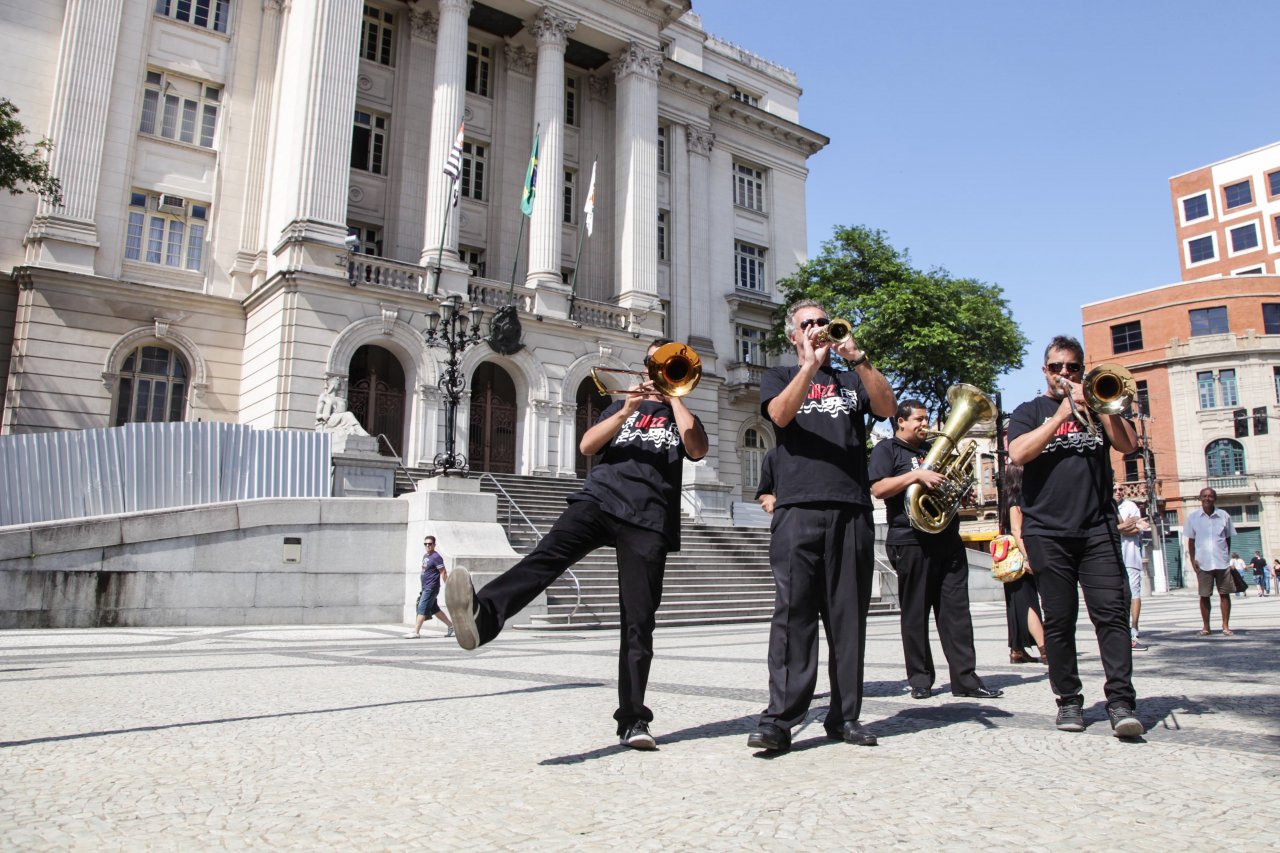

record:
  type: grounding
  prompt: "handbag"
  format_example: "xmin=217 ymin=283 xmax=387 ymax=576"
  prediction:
xmin=1229 ymin=567 xmax=1248 ymax=593
xmin=989 ymin=534 xmax=1026 ymax=583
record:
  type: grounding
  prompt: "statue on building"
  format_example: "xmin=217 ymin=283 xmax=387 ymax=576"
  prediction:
xmin=315 ymin=376 xmax=370 ymax=436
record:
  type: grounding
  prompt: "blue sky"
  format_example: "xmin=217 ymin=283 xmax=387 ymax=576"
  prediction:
xmin=692 ymin=0 xmax=1280 ymax=401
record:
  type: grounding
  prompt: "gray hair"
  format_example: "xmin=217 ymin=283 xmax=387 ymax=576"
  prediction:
xmin=784 ymin=298 xmax=825 ymax=339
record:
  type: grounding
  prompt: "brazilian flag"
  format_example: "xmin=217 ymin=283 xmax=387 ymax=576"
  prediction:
xmin=520 ymin=132 xmax=539 ymax=217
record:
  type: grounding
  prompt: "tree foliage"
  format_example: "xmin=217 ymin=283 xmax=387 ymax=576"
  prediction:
xmin=771 ymin=225 xmax=1029 ymax=420
xmin=0 ymin=98 xmax=61 ymax=207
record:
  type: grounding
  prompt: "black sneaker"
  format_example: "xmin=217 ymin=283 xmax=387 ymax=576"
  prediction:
xmin=445 ymin=567 xmax=479 ymax=650
xmin=1106 ymin=704 xmax=1145 ymax=738
xmin=620 ymin=721 xmax=657 ymax=750
xmin=747 ymin=723 xmax=791 ymax=752
xmin=1055 ymin=697 xmax=1085 ymax=732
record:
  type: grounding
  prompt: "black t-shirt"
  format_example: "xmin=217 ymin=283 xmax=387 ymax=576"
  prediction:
xmin=868 ymin=435 xmax=960 ymax=545
xmin=754 ymin=448 xmax=776 ymax=500
xmin=1251 ymin=555 xmax=1267 ymax=576
xmin=760 ymin=363 xmax=870 ymax=508
xmin=569 ymin=399 xmax=703 ymax=549
xmin=1006 ymin=395 xmax=1113 ymax=537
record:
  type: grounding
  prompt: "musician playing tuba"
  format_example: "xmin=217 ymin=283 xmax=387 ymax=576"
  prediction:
xmin=868 ymin=399 xmax=1003 ymax=701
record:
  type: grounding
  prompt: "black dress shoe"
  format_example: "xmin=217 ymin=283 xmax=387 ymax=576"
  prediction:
xmin=747 ymin=723 xmax=791 ymax=752
xmin=910 ymin=686 xmax=931 ymax=700
xmin=824 ymin=721 xmax=877 ymax=746
xmin=952 ymin=686 xmax=1004 ymax=699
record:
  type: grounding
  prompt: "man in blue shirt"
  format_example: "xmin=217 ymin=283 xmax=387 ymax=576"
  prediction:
xmin=405 ymin=536 xmax=452 ymax=638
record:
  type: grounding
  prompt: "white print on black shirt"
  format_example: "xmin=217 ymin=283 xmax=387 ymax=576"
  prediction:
xmin=616 ymin=410 xmax=681 ymax=450
xmin=798 ymin=382 xmax=859 ymax=419
xmin=1041 ymin=418 xmax=1104 ymax=453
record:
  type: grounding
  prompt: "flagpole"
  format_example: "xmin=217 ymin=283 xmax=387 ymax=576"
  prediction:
xmin=508 ymin=217 xmax=525 ymax=301
xmin=569 ymin=158 xmax=596 ymax=323
xmin=567 ymin=224 xmax=586 ymax=321
xmin=431 ymin=187 xmax=454 ymax=297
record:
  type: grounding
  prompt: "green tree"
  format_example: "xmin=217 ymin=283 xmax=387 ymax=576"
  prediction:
xmin=772 ymin=225 xmax=1029 ymax=419
xmin=0 ymin=98 xmax=61 ymax=207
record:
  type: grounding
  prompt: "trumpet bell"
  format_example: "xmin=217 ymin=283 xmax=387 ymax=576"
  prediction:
xmin=815 ymin=318 xmax=854 ymax=345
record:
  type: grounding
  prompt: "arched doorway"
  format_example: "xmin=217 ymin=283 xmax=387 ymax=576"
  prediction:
xmin=574 ymin=377 xmax=612 ymax=478
xmin=347 ymin=344 xmax=406 ymax=457
xmin=468 ymin=362 xmax=516 ymax=473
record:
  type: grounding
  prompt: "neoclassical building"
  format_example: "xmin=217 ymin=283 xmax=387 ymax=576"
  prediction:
xmin=0 ymin=1 xmax=827 ymax=512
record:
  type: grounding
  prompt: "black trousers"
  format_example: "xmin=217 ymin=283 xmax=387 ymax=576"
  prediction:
xmin=473 ymin=500 xmax=668 ymax=732
xmin=886 ymin=538 xmax=981 ymax=693
xmin=761 ymin=504 xmax=874 ymax=731
xmin=1024 ymin=532 xmax=1136 ymax=708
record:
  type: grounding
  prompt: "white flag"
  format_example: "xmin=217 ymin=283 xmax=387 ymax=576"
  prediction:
xmin=442 ymin=121 xmax=465 ymax=182
xmin=583 ymin=159 xmax=597 ymax=237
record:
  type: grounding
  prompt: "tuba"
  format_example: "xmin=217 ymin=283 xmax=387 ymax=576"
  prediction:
xmin=591 ymin=342 xmax=702 ymax=398
xmin=905 ymin=384 xmax=997 ymax=534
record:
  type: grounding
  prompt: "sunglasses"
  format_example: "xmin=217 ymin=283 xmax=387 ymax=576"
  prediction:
xmin=1045 ymin=361 xmax=1083 ymax=374
xmin=424 ymin=541 xmax=435 ymax=546
xmin=799 ymin=317 xmax=830 ymax=331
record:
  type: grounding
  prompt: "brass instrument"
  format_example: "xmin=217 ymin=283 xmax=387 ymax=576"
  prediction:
xmin=590 ymin=342 xmax=702 ymax=398
xmin=814 ymin=317 xmax=854 ymax=346
xmin=904 ymin=384 xmax=998 ymax=534
xmin=1059 ymin=362 xmax=1136 ymax=427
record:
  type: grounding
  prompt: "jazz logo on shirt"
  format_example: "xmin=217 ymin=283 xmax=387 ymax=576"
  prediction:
xmin=799 ymin=382 xmax=858 ymax=419
xmin=617 ymin=410 xmax=680 ymax=449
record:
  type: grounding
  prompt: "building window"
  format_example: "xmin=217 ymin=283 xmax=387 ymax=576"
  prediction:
xmin=562 ymin=169 xmax=575 ymax=224
xmin=564 ymin=77 xmax=577 ymax=126
xmin=113 ymin=344 xmax=189 ymax=426
xmin=460 ymin=141 xmax=485 ymax=201
xmin=657 ymin=125 xmax=668 ymax=173
xmin=1219 ymin=369 xmax=1239 ymax=407
xmin=736 ymin=325 xmax=768 ymax=365
xmin=1229 ymin=222 xmax=1259 ymax=253
xmin=1182 ymin=193 xmax=1209 ymax=222
xmin=139 ymin=71 xmax=220 ymax=148
xmin=735 ymin=240 xmax=767 ymax=291
xmin=743 ymin=427 xmax=767 ymax=490
xmin=1110 ymin=320 xmax=1143 ymax=354
xmin=360 ymin=4 xmax=394 ymax=66
xmin=346 ymin=223 xmax=382 ymax=256
xmin=1274 ymin=215 xmax=1280 ymax=243
xmin=1274 ymin=367 xmax=1280 ymax=404
xmin=1197 ymin=371 xmax=1216 ymax=409
xmin=1262 ymin=304 xmax=1280 ymax=334
xmin=351 ymin=111 xmax=387 ymax=175
xmin=154 ymin=0 xmax=229 ymax=33
xmin=458 ymin=246 xmax=485 ymax=277
xmin=1254 ymin=406 xmax=1269 ymax=436
xmin=1189 ymin=306 xmax=1228 ymax=337
xmin=1135 ymin=379 xmax=1150 ymax=416
xmin=731 ymin=88 xmax=760 ymax=107
xmin=733 ymin=162 xmax=765 ymax=212
xmin=1187 ymin=234 xmax=1215 ymax=264
xmin=657 ymin=210 xmax=668 ymax=261
xmin=466 ymin=42 xmax=491 ymax=97
xmin=1205 ymin=438 xmax=1245 ymax=477
xmin=1234 ymin=267 xmax=1264 ymax=275
xmin=1223 ymin=180 xmax=1252 ymax=209
xmin=1269 ymin=170 xmax=1280 ymax=198
xmin=1246 ymin=504 xmax=1261 ymax=522
xmin=124 ymin=191 xmax=208 ymax=271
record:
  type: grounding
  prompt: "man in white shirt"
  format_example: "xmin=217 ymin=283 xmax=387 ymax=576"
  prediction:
xmin=1114 ymin=485 xmax=1147 ymax=650
xmin=1184 ymin=487 xmax=1235 ymax=636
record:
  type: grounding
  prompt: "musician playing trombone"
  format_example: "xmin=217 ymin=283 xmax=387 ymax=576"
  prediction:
xmin=447 ymin=338 xmax=707 ymax=750
xmin=747 ymin=299 xmax=896 ymax=753
xmin=1007 ymin=334 xmax=1143 ymax=738
xmin=869 ymin=399 xmax=1002 ymax=702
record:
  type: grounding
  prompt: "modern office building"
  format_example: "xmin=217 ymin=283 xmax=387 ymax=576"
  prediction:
xmin=0 ymin=1 xmax=827 ymax=516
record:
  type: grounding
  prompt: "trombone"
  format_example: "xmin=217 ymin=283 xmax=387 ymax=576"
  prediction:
xmin=590 ymin=342 xmax=702 ymax=398
xmin=1058 ymin=362 xmax=1137 ymax=427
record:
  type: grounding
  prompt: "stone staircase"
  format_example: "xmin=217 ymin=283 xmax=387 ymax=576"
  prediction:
xmin=394 ymin=469 xmax=894 ymax=629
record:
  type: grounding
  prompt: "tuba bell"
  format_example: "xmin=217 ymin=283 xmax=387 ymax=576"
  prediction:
xmin=904 ymin=384 xmax=997 ymax=534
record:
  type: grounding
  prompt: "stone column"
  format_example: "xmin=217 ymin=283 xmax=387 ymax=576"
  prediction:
xmin=686 ymin=125 xmax=714 ymax=348
xmin=525 ymin=9 xmax=577 ymax=316
xmin=266 ymin=0 xmax=361 ymax=277
xmin=420 ymin=0 xmax=471 ymax=294
xmin=23 ymin=0 xmax=126 ymax=273
xmin=612 ymin=43 xmax=662 ymax=329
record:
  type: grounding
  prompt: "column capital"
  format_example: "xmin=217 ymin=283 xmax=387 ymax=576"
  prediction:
xmin=686 ymin=126 xmax=714 ymax=156
xmin=504 ymin=43 xmax=536 ymax=76
xmin=587 ymin=74 xmax=611 ymax=101
xmin=408 ymin=9 xmax=437 ymax=41
xmin=436 ymin=0 xmax=472 ymax=15
xmin=614 ymin=43 xmax=662 ymax=81
xmin=529 ymin=8 xmax=577 ymax=49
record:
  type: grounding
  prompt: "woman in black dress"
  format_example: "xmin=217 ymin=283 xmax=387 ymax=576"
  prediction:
xmin=1005 ymin=463 xmax=1048 ymax=664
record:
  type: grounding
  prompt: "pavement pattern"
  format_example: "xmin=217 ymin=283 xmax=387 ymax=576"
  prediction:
xmin=0 ymin=593 xmax=1277 ymax=851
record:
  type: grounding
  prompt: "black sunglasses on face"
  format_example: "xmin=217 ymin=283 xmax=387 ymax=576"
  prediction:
xmin=1045 ymin=362 xmax=1083 ymax=374
xmin=799 ymin=317 xmax=830 ymax=331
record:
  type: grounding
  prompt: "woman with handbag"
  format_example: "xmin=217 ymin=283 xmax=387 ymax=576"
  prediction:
xmin=1002 ymin=463 xmax=1047 ymax=665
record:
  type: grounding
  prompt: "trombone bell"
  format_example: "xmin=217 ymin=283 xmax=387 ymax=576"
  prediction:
xmin=1083 ymin=362 xmax=1137 ymax=416
xmin=589 ymin=343 xmax=702 ymax=398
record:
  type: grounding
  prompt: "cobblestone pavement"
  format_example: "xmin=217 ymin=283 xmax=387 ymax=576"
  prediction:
xmin=0 ymin=593 xmax=1276 ymax=851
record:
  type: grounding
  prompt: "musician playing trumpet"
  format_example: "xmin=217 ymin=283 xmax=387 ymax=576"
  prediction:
xmin=1007 ymin=334 xmax=1143 ymax=738
xmin=447 ymin=338 xmax=707 ymax=750
xmin=869 ymin=400 xmax=1003 ymax=701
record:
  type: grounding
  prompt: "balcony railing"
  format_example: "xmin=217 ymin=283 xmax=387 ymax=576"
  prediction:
xmin=1207 ymin=475 xmax=1251 ymax=491
xmin=348 ymin=255 xmax=425 ymax=292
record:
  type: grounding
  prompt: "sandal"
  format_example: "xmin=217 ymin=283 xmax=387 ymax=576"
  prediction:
xmin=1222 ymin=628 xmax=1234 ymax=636
xmin=1197 ymin=629 xmax=1211 ymax=636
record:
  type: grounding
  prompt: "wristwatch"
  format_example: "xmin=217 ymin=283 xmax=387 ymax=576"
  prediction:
xmin=848 ymin=352 xmax=869 ymax=368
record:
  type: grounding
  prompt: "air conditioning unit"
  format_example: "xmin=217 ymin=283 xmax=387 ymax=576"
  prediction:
xmin=156 ymin=194 xmax=186 ymax=215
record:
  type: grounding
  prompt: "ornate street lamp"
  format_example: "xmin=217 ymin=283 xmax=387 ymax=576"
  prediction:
xmin=423 ymin=294 xmax=486 ymax=476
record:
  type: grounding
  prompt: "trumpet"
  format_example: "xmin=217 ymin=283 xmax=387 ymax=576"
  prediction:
xmin=814 ymin=318 xmax=854 ymax=346
xmin=590 ymin=342 xmax=702 ymax=398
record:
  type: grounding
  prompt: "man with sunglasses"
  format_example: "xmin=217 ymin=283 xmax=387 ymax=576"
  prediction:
xmin=405 ymin=536 xmax=452 ymax=638
xmin=446 ymin=338 xmax=707 ymax=750
xmin=1008 ymin=335 xmax=1143 ymax=738
xmin=747 ymin=299 xmax=897 ymax=752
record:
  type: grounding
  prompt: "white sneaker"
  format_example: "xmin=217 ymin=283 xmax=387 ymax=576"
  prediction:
xmin=446 ymin=626 xmax=455 ymax=638
xmin=402 ymin=633 xmax=420 ymax=639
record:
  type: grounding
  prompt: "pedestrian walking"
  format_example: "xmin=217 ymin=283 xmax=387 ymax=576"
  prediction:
xmin=1249 ymin=551 xmax=1268 ymax=596
xmin=405 ymin=535 xmax=453 ymax=638
xmin=1115 ymin=484 xmax=1148 ymax=650
xmin=1229 ymin=553 xmax=1248 ymax=599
